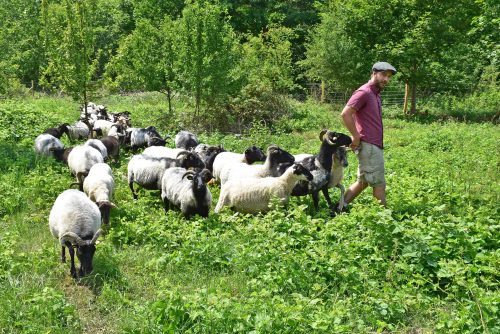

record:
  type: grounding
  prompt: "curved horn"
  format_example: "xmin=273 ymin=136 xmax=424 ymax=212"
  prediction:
xmin=176 ymin=151 xmax=189 ymax=158
xmin=182 ymin=170 xmax=196 ymax=180
xmin=60 ymin=232 xmax=85 ymax=246
xmin=319 ymin=129 xmax=328 ymax=141
xmin=88 ymin=229 xmax=102 ymax=245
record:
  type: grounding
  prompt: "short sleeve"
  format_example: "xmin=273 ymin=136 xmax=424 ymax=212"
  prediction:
xmin=347 ymin=89 xmax=368 ymax=111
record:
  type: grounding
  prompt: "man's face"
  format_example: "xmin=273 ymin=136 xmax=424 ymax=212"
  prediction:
xmin=372 ymin=71 xmax=393 ymax=90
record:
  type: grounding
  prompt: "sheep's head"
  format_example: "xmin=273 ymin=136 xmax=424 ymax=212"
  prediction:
xmin=60 ymin=229 xmax=102 ymax=277
xmin=97 ymin=201 xmax=117 ymax=225
xmin=319 ymin=129 xmax=352 ymax=147
xmin=177 ymin=151 xmax=205 ymax=170
xmin=292 ymin=163 xmax=314 ymax=181
xmin=267 ymin=145 xmax=295 ymax=165
xmin=244 ymin=146 xmax=266 ymax=164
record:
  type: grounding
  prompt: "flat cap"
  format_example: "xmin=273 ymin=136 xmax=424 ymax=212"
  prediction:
xmin=372 ymin=62 xmax=396 ymax=74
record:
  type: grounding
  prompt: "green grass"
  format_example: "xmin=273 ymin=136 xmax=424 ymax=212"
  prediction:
xmin=0 ymin=94 xmax=498 ymax=333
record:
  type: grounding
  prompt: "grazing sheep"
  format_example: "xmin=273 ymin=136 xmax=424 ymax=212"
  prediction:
xmin=215 ymin=163 xmax=313 ymax=214
xmin=92 ymin=119 xmax=115 ymax=137
xmin=67 ymin=145 xmax=104 ymax=191
xmin=50 ymin=147 xmax=74 ymax=164
xmin=220 ymin=145 xmax=295 ymax=185
xmin=175 ymin=130 xmax=199 ymax=150
xmin=127 ymin=151 xmax=205 ymax=199
xmin=83 ymin=163 xmax=116 ymax=225
xmin=65 ymin=121 xmax=91 ymax=141
xmin=34 ymin=134 xmax=64 ymax=157
xmin=99 ymin=136 xmax=120 ymax=163
xmin=161 ymin=168 xmax=213 ymax=217
xmin=43 ymin=123 xmax=70 ymax=139
xmin=290 ymin=130 xmax=352 ymax=213
xmin=49 ymin=189 xmax=102 ymax=278
xmin=84 ymin=139 xmax=108 ymax=160
xmin=212 ymin=146 xmax=267 ymax=182
xmin=129 ymin=126 xmax=167 ymax=151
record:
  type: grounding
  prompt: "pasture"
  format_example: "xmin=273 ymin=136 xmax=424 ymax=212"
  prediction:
xmin=0 ymin=94 xmax=498 ymax=333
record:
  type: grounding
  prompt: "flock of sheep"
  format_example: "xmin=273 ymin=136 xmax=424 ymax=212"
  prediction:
xmin=34 ymin=102 xmax=352 ymax=278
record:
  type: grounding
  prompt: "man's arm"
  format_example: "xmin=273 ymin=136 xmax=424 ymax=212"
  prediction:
xmin=341 ymin=105 xmax=361 ymax=150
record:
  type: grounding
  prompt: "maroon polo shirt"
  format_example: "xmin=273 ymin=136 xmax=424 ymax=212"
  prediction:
xmin=346 ymin=82 xmax=383 ymax=148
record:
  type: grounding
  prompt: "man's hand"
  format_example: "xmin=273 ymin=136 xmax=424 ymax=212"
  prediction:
xmin=350 ymin=135 xmax=361 ymax=151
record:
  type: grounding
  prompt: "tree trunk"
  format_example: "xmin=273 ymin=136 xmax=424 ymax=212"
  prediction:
xmin=320 ymin=81 xmax=326 ymax=103
xmin=166 ymin=88 xmax=172 ymax=114
xmin=410 ymin=82 xmax=417 ymax=115
xmin=403 ymin=82 xmax=409 ymax=114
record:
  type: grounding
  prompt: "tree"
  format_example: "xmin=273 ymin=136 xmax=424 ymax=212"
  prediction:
xmin=175 ymin=0 xmax=239 ymax=122
xmin=105 ymin=17 xmax=178 ymax=113
xmin=302 ymin=0 xmax=485 ymax=114
xmin=42 ymin=0 xmax=100 ymax=121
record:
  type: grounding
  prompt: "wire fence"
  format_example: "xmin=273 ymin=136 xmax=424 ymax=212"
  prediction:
xmin=307 ymin=82 xmax=406 ymax=107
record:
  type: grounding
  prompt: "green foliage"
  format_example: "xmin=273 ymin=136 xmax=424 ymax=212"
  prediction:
xmin=1 ymin=94 xmax=499 ymax=333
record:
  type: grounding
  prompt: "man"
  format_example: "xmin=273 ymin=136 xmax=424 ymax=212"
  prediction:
xmin=340 ymin=61 xmax=396 ymax=209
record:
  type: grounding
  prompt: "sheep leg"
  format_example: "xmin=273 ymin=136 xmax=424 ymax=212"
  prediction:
xmin=321 ymin=186 xmax=335 ymax=211
xmin=129 ymin=180 xmax=137 ymax=200
xmin=311 ymin=191 xmax=320 ymax=210
xmin=214 ymin=193 xmax=227 ymax=213
xmin=162 ymin=197 xmax=170 ymax=213
xmin=61 ymin=246 xmax=66 ymax=263
xmin=76 ymin=172 xmax=85 ymax=191
xmin=66 ymin=243 xmax=77 ymax=278
xmin=336 ymin=184 xmax=346 ymax=212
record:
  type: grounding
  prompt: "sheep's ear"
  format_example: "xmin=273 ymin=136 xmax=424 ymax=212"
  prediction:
xmin=319 ymin=129 xmax=328 ymax=141
xmin=110 ymin=202 xmax=118 ymax=208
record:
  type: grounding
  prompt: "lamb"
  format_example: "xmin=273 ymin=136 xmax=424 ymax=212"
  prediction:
xmin=175 ymin=130 xmax=199 ymax=150
xmin=128 ymin=126 xmax=167 ymax=151
xmin=34 ymin=133 xmax=64 ymax=157
xmin=67 ymin=145 xmax=104 ymax=191
xmin=84 ymin=139 xmax=108 ymax=160
xmin=290 ymin=130 xmax=352 ymax=213
xmin=43 ymin=123 xmax=70 ymax=139
xmin=83 ymin=163 xmax=116 ymax=225
xmin=127 ymin=151 xmax=205 ymax=199
xmin=212 ymin=146 xmax=267 ymax=182
xmin=214 ymin=163 xmax=313 ymax=214
xmin=220 ymin=145 xmax=295 ymax=185
xmin=161 ymin=167 xmax=213 ymax=218
xmin=49 ymin=189 xmax=102 ymax=278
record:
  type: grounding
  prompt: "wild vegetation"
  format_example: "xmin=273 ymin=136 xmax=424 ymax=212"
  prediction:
xmin=0 ymin=94 xmax=498 ymax=333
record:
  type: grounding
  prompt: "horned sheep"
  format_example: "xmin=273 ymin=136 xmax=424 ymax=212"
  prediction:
xmin=161 ymin=167 xmax=213 ymax=218
xmin=48 ymin=189 xmax=102 ymax=278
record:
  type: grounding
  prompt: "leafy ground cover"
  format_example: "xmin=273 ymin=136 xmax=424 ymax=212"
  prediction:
xmin=0 ymin=95 xmax=498 ymax=333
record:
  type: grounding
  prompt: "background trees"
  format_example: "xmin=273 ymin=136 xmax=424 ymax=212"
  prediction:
xmin=0 ymin=0 xmax=496 ymax=125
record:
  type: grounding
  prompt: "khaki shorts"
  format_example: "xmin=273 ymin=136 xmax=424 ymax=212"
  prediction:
xmin=357 ymin=141 xmax=385 ymax=187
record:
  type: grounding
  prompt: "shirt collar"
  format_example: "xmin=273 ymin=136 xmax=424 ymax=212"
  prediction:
xmin=367 ymin=81 xmax=381 ymax=95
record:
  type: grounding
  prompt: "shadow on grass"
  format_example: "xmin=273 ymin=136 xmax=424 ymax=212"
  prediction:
xmin=77 ymin=250 xmax=124 ymax=296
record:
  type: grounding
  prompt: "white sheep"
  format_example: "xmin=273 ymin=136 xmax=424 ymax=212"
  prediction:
xmin=220 ymin=145 xmax=294 ymax=186
xmin=161 ymin=167 xmax=213 ymax=218
xmin=212 ymin=146 xmax=266 ymax=182
xmin=142 ymin=146 xmax=188 ymax=159
xmin=67 ymin=145 xmax=104 ymax=191
xmin=49 ymin=189 xmax=102 ymax=278
xmin=84 ymin=139 xmax=108 ymax=160
xmin=34 ymin=133 xmax=64 ymax=157
xmin=127 ymin=152 xmax=204 ymax=199
xmin=214 ymin=163 xmax=313 ymax=214
xmin=83 ymin=163 xmax=116 ymax=225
